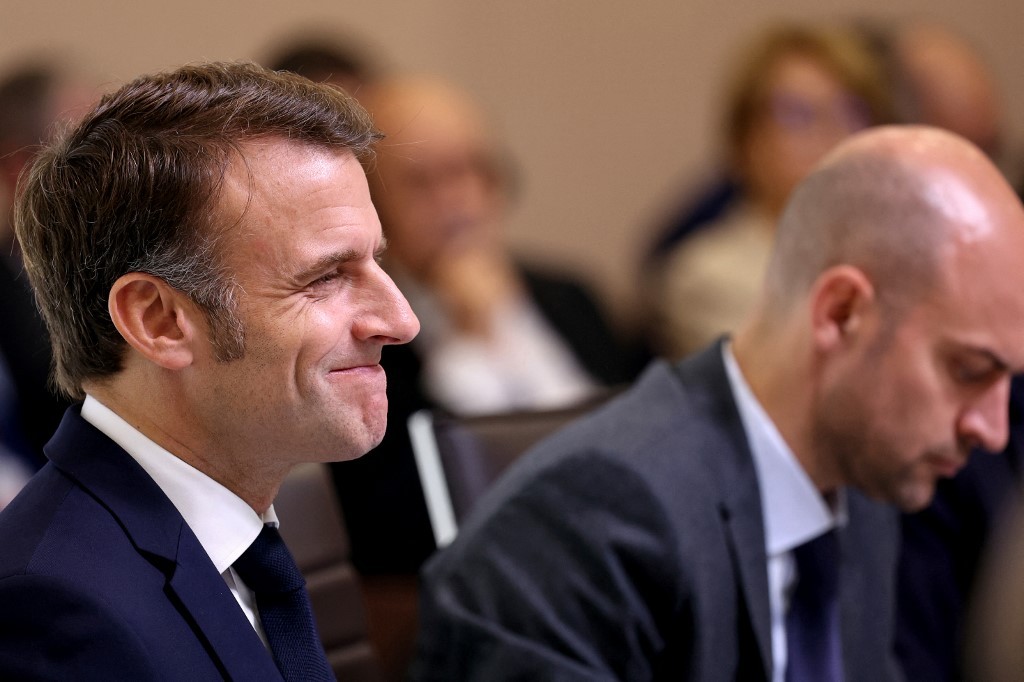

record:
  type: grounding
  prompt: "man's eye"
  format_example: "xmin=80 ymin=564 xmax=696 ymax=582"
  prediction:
xmin=953 ymin=361 xmax=998 ymax=384
xmin=311 ymin=271 xmax=340 ymax=287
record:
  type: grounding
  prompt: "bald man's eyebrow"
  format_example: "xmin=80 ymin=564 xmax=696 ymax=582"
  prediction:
xmin=956 ymin=346 xmax=1011 ymax=382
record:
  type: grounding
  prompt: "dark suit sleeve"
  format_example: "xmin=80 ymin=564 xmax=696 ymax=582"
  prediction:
xmin=411 ymin=453 xmax=689 ymax=681
xmin=0 ymin=574 xmax=161 ymax=681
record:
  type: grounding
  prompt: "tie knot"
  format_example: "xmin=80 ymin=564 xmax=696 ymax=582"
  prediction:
xmin=234 ymin=524 xmax=306 ymax=595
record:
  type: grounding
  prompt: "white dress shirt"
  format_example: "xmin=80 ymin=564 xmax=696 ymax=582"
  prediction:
xmin=722 ymin=345 xmax=846 ymax=682
xmin=394 ymin=269 xmax=598 ymax=415
xmin=81 ymin=395 xmax=274 ymax=645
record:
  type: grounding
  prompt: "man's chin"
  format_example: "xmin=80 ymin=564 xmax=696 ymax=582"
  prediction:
xmin=891 ymin=480 xmax=938 ymax=513
xmin=309 ymin=415 xmax=388 ymax=464
xmin=354 ymin=414 xmax=389 ymax=456
xmin=854 ymin=472 xmax=937 ymax=513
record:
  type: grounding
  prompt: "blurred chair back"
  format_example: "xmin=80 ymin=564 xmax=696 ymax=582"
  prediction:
xmin=409 ymin=393 xmax=613 ymax=548
xmin=276 ymin=462 xmax=382 ymax=682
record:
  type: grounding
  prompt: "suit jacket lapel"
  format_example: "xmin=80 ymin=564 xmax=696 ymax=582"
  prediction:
xmin=720 ymin=476 xmax=773 ymax=679
xmin=168 ymin=528 xmax=284 ymax=680
xmin=839 ymin=490 xmax=900 ymax=682
xmin=46 ymin=407 xmax=283 ymax=681
xmin=674 ymin=344 xmax=774 ymax=678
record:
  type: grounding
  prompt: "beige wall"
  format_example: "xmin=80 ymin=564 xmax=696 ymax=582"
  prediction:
xmin=4 ymin=0 xmax=1022 ymax=324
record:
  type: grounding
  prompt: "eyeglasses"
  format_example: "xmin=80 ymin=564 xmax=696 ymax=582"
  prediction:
xmin=765 ymin=91 xmax=872 ymax=134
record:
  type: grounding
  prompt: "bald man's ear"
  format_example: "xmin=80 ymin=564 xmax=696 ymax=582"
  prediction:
xmin=108 ymin=273 xmax=198 ymax=370
xmin=809 ymin=265 xmax=876 ymax=352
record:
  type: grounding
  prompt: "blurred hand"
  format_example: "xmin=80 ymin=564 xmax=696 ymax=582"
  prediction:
xmin=427 ymin=238 xmax=523 ymax=337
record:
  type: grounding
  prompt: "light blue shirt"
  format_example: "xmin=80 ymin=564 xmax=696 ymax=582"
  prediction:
xmin=722 ymin=344 xmax=846 ymax=682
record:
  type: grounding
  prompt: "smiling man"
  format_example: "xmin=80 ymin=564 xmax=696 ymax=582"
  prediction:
xmin=0 ymin=62 xmax=418 ymax=680
xmin=412 ymin=126 xmax=1024 ymax=682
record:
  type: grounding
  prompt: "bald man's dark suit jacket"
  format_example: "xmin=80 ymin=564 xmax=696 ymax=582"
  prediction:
xmin=412 ymin=343 xmax=902 ymax=681
xmin=0 ymin=407 xmax=286 ymax=681
xmin=336 ymin=264 xmax=649 ymax=574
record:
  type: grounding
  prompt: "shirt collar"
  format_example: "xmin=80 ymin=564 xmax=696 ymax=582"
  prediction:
xmin=721 ymin=343 xmax=846 ymax=556
xmin=81 ymin=394 xmax=276 ymax=573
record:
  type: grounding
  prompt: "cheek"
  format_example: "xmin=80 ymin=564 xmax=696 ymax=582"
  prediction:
xmin=296 ymin=305 xmax=349 ymax=350
xmin=861 ymin=396 xmax=953 ymax=482
xmin=240 ymin=312 xmax=318 ymax=390
xmin=862 ymin=394 xmax=925 ymax=459
xmin=888 ymin=369 xmax=955 ymax=442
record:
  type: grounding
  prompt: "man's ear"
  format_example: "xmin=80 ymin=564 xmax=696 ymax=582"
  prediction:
xmin=809 ymin=265 xmax=876 ymax=352
xmin=108 ymin=273 xmax=198 ymax=370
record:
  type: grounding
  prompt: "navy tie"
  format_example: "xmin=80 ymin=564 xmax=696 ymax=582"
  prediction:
xmin=785 ymin=530 xmax=843 ymax=682
xmin=233 ymin=524 xmax=334 ymax=681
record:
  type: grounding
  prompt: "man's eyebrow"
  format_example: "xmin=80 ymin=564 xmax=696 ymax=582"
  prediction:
xmin=294 ymin=249 xmax=361 ymax=283
xmin=293 ymin=239 xmax=389 ymax=284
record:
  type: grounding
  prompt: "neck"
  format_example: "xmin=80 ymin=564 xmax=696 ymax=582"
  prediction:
xmin=86 ymin=376 xmax=286 ymax=514
xmin=732 ymin=317 xmax=840 ymax=495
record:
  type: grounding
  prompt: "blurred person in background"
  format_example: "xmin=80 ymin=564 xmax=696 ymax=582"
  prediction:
xmin=264 ymin=33 xmax=380 ymax=100
xmin=890 ymin=20 xmax=1006 ymax=168
xmin=0 ymin=60 xmax=95 ymax=508
xmin=333 ymin=75 xmax=645 ymax=576
xmin=646 ymin=22 xmax=893 ymax=360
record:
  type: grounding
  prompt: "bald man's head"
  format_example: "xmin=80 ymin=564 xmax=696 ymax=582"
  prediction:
xmin=735 ymin=125 xmax=1024 ymax=511
xmin=762 ymin=125 xmax=1020 ymax=320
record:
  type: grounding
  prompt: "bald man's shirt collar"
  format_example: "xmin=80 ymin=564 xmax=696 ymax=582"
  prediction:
xmin=722 ymin=345 xmax=846 ymax=550
xmin=721 ymin=343 xmax=846 ymax=682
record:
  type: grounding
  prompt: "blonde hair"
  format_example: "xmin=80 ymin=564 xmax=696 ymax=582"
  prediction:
xmin=723 ymin=23 xmax=894 ymax=162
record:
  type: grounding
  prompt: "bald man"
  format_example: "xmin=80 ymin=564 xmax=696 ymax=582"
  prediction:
xmin=410 ymin=126 xmax=1024 ymax=682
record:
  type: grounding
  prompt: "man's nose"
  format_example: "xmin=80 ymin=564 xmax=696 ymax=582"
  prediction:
xmin=959 ymin=376 xmax=1011 ymax=454
xmin=358 ymin=266 xmax=420 ymax=345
